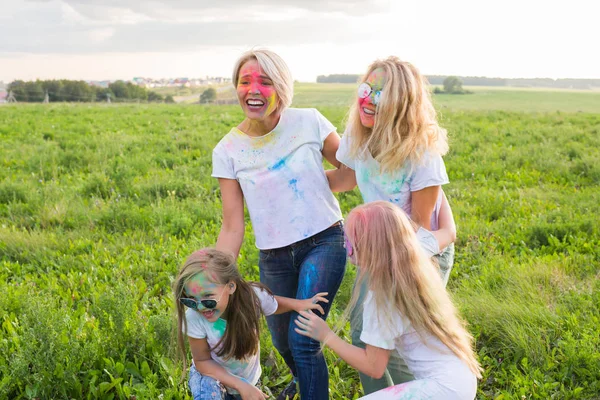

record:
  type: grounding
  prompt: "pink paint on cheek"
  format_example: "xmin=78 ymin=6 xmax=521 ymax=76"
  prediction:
xmin=359 ymin=96 xmax=370 ymax=108
xmin=238 ymin=64 xmax=276 ymax=114
xmin=188 ymin=282 xmax=201 ymax=295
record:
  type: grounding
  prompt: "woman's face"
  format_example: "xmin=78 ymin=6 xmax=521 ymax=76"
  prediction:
xmin=236 ymin=59 xmax=279 ymax=121
xmin=183 ymin=272 xmax=233 ymax=323
xmin=358 ymin=67 xmax=386 ymax=128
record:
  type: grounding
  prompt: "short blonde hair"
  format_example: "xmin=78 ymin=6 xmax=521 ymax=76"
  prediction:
xmin=232 ymin=48 xmax=294 ymax=112
xmin=347 ymin=56 xmax=448 ymax=174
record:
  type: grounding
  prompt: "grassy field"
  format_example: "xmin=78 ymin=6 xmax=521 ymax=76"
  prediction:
xmin=1 ymin=89 xmax=599 ymax=399
xmin=169 ymin=82 xmax=600 ymax=113
xmin=292 ymin=83 xmax=600 ymax=113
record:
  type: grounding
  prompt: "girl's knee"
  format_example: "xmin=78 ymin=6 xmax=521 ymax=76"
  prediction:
xmin=189 ymin=364 xmax=227 ymax=400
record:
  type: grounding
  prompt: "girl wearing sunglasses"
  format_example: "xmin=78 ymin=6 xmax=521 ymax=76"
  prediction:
xmin=174 ymin=248 xmax=328 ymax=400
xmin=325 ymin=56 xmax=458 ymax=394
xmin=295 ymin=201 xmax=481 ymax=400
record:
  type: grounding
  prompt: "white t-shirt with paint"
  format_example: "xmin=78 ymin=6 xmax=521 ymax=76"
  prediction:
xmin=336 ymin=132 xmax=449 ymax=255
xmin=360 ymin=291 xmax=477 ymax=396
xmin=212 ymin=108 xmax=342 ymax=250
xmin=184 ymin=286 xmax=278 ymax=389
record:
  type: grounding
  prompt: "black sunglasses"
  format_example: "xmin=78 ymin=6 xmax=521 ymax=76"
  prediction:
xmin=179 ymin=289 xmax=225 ymax=310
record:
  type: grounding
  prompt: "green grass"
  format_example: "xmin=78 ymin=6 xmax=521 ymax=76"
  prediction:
xmin=0 ymin=100 xmax=599 ymax=399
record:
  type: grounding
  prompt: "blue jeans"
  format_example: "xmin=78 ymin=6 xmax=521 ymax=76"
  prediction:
xmin=259 ymin=223 xmax=347 ymax=400
xmin=189 ymin=363 xmax=241 ymax=400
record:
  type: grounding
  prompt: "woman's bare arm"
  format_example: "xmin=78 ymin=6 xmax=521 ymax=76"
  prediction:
xmin=215 ymin=178 xmax=245 ymax=259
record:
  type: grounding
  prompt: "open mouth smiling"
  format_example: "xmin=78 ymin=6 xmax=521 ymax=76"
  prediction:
xmin=362 ymin=107 xmax=375 ymax=115
xmin=246 ymin=99 xmax=265 ymax=108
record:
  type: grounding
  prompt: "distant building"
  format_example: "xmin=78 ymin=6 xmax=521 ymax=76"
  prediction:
xmin=0 ymin=90 xmax=7 ymax=103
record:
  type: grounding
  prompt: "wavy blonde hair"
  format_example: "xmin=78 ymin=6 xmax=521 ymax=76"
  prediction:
xmin=232 ymin=48 xmax=294 ymax=112
xmin=345 ymin=201 xmax=481 ymax=378
xmin=347 ymin=56 xmax=448 ymax=173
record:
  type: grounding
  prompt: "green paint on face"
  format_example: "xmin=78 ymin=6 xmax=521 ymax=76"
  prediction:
xmin=366 ymin=67 xmax=387 ymax=91
xmin=185 ymin=272 xmax=217 ymax=296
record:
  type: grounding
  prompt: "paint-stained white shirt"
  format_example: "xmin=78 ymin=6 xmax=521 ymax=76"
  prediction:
xmin=360 ymin=291 xmax=477 ymax=396
xmin=185 ymin=287 xmax=278 ymax=390
xmin=336 ymin=131 xmax=449 ymax=255
xmin=212 ymin=108 xmax=342 ymax=249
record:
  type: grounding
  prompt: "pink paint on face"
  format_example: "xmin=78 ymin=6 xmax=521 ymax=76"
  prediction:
xmin=185 ymin=273 xmax=216 ymax=296
xmin=344 ymin=232 xmax=357 ymax=264
xmin=358 ymin=67 xmax=386 ymax=128
xmin=237 ymin=59 xmax=278 ymax=120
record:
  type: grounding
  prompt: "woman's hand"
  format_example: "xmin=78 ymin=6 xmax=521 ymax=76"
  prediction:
xmin=238 ymin=382 xmax=268 ymax=400
xmin=295 ymin=292 xmax=329 ymax=315
xmin=294 ymin=310 xmax=333 ymax=342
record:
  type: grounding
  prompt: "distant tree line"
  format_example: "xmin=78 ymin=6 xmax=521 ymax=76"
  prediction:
xmin=317 ymin=74 xmax=600 ymax=90
xmin=432 ymin=76 xmax=472 ymax=95
xmin=6 ymin=80 xmax=170 ymax=103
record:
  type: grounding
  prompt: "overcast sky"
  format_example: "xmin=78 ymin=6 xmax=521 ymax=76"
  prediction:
xmin=1 ymin=0 xmax=599 ymax=82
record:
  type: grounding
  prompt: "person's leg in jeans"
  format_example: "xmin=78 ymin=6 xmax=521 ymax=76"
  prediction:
xmin=259 ymin=247 xmax=299 ymax=379
xmin=350 ymin=274 xmax=413 ymax=395
xmin=288 ymin=225 xmax=347 ymax=400
xmin=433 ymin=243 xmax=455 ymax=286
xmin=189 ymin=362 xmax=228 ymax=400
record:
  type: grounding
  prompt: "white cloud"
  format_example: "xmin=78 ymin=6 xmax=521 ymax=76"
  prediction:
xmin=2 ymin=0 xmax=599 ymax=81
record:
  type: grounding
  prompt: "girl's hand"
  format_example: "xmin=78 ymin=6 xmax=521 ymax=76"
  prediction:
xmin=294 ymin=310 xmax=332 ymax=342
xmin=238 ymin=382 xmax=268 ymax=400
xmin=296 ymin=292 xmax=329 ymax=315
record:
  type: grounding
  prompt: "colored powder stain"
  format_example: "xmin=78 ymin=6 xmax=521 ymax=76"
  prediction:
xmin=359 ymin=166 xmax=371 ymax=184
xmin=265 ymin=92 xmax=277 ymax=115
xmin=382 ymin=380 xmax=429 ymax=399
xmin=288 ymin=178 xmax=304 ymax=199
xmin=389 ymin=174 xmax=407 ymax=193
xmin=301 ymin=262 xmax=320 ymax=297
xmin=213 ymin=318 xmax=227 ymax=336
xmin=186 ymin=273 xmax=217 ymax=296
xmin=269 ymin=158 xmax=286 ymax=171
xmin=188 ymin=283 xmax=201 ymax=295
xmin=250 ymin=130 xmax=276 ymax=148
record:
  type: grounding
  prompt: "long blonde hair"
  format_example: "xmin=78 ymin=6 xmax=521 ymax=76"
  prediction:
xmin=173 ymin=249 xmax=271 ymax=375
xmin=347 ymin=56 xmax=448 ymax=174
xmin=232 ymin=48 xmax=294 ymax=113
xmin=345 ymin=201 xmax=481 ymax=377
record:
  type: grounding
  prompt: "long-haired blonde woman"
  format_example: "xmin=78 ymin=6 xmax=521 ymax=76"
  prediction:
xmin=212 ymin=49 xmax=347 ymax=399
xmin=325 ymin=56 xmax=457 ymax=393
xmin=295 ymin=202 xmax=481 ymax=400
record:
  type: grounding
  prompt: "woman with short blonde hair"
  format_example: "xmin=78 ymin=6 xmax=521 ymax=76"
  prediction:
xmin=212 ymin=48 xmax=347 ymax=400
